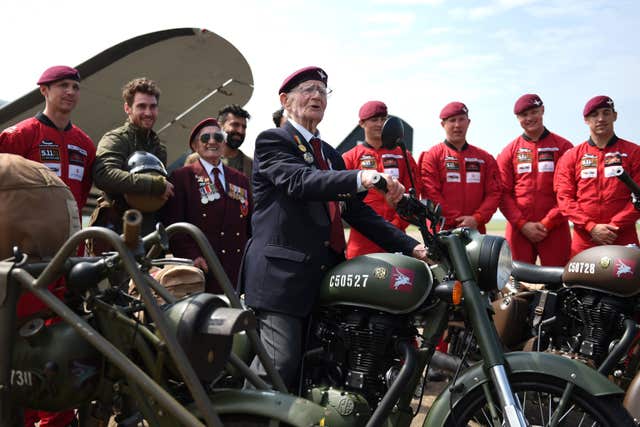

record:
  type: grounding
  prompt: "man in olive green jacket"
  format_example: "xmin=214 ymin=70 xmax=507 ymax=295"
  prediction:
xmin=92 ymin=77 xmax=174 ymax=235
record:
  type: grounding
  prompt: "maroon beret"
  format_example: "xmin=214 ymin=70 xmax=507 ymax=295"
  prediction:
xmin=189 ymin=118 xmax=220 ymax=148
xmin=583 ymin=95 xmax=615 ymax=117
xmin=359 ymin=101 xmax=388 ymax=121
xmin=37 ymin=65 xmax=80 ymax=85
xmin=440 ymin=102 xmax=468 ymax=120
xmin=278 ymin=66 xmax=328 ymax=94
xmin=514 ymin=94 xmax=543 ymax=115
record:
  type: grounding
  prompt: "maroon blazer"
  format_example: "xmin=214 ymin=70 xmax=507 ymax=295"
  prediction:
xmin=161 ymin=160 xmax=252 ymax=293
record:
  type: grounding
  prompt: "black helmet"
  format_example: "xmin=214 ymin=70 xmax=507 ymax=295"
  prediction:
xmin=124 ymin=151 xmax=168 ymax=212
xmin=127 ymin=151 xmax=167 ymax=176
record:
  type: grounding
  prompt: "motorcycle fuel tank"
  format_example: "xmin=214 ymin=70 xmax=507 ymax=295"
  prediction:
xmin=563 ymin=245 xmax=640 ymax=297
xmin=318 ymin=253 xmax=432 ymax=314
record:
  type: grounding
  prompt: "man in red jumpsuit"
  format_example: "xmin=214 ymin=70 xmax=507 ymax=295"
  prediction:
xmin=342 ymin=101 xmax=419 ymax=258
xmin=555 ymin=96 xmax=640 ymax=255
xmin=497 ymin=94 xmax=573 ymax=266
xmin=0 ymin=65 xmax=96 ymax=427
xmin=419 ymin=102 xmax=501 ymax=233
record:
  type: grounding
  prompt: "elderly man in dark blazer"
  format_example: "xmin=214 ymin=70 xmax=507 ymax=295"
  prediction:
xmin=241 ymin=66 xmax=427 ymax=390
xmin=162 ymin=118 xmax=251 ymax=293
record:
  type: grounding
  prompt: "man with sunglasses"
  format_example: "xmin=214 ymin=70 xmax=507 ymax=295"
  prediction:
xmin=241 ymin=66 xmax=427 ymax=390
xmin=92 ymin=77 xmax=174 ymax=236
xmin=342 ymin=100 xmax=420 ymax=258
xmin=162 ymin=118 xmax=251 ymax=293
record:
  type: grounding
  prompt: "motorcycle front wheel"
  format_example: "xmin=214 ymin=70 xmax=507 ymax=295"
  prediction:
xmin=219 ymin=414 xmax=295 ymax=426
xmin=443 ymin=373 xmax=634 ymax=426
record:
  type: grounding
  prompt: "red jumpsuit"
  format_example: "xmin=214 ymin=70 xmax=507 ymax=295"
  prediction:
xmin=0 ymin=114 xmax=95 ymax=214
xmin=342 ymin=143 xmax=419 ymax=258
xmin=555 ymin=136 xmax=640 ymax=255
xmin=1 ymin=113 xmax=95 ymax=427
xmin=419 ymin=141 xmax=501 ymax=233
xmin=497 ymin=129 xmax=573 ymax=266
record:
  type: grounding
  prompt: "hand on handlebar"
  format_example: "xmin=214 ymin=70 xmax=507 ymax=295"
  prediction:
xmin=412 ymin=243 xmax=428 ymax=261
xmin=361 ymin=171 xmax=405 ymax=205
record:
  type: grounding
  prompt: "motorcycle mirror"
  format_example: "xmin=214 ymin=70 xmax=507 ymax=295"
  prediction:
xmin=381 ymin=115 xmax=404 ymax=149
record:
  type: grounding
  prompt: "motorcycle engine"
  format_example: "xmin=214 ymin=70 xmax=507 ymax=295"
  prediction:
xmin=304 ymin=307 xmax=415 ymax=405
xmin=551 ymin=289 xmax=636 ymax=365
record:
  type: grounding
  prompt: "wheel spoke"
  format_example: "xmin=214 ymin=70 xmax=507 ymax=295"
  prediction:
xmin=480 ymin=408 xmax=493 ymax=426
xmin=454 ymin=376 xmax=629 ymax=426
xmin=536 ymin=392 xmax=545 ymax=424
xmin=557 ymin=404 xmax=577 ymax=424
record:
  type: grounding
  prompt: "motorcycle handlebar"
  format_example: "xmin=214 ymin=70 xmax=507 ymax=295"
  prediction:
xmin=122 ymin=209 xmax=143 ymax=249
xmin=613 ymin=167 xmax=640 ymax=211
xmin=371 ymin=172 xmax=388 ymax=192
xmin=614 ymin=167 xmax=640 ymax=195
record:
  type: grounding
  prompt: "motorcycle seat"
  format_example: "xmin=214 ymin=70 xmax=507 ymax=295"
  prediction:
xmin=511 ymin=261 xmax=563 ymax=288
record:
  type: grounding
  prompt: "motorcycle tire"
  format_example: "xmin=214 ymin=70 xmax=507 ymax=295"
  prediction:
xmin=219 ymin=414 xmax=295 ymax=426
xmin=443 ymin=372 xmax=634 ymax=426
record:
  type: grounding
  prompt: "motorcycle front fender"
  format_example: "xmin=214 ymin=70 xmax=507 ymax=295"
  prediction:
xmin=202 ymin=389 xmax=339 ymax=427
xmin=424 ymin=351 xmax=624 ymax=426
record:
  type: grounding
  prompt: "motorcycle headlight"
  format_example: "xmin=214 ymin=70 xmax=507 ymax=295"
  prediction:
xmin=464 ymin=231 xmax=513 ymax=291
xmin=162 ymin=293 xmax=232 ymax=382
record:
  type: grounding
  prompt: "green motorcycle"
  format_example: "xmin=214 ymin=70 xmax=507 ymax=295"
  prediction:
xmin=0 ymin=210 xmax=328 ymax=426
xmin=226 ymin=117 xmax=634 ymax=426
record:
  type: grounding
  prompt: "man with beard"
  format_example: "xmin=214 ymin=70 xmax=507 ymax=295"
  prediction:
xmin=92 ymin=77 xmax=174 ymax=235
xmin=218 ymin=104 xmax=253 ymax=179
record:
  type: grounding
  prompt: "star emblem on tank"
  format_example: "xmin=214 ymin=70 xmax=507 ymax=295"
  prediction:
xmin=599 ymin=256 xmax=612 ymax=269
xmin=373 ymin=267 xmax=387 ymax=279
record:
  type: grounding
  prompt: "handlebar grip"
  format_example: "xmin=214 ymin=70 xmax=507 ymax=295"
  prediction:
xmin=615 ymin=168 xmax=640 ymax=195
xmin=371 ymin=173 xmax=388 ymax=192
xmin=122 ymin=209 xmax=143 ymax=249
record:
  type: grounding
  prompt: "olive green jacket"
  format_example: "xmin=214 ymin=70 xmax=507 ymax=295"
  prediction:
xmin=222 ymin=149 xmax=253 ymax=180
xmin=93 ymin=120 xmax=168 ymax=201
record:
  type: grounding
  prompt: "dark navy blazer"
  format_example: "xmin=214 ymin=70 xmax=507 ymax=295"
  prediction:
xmin=241 ymin=122 xmax=417 ymax=317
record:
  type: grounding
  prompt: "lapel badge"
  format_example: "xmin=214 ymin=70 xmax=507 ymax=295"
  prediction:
xmin=600 ymin=256 xmax=612 ymax=269
xmin=304 ymin=152 xmax=315 ymax=164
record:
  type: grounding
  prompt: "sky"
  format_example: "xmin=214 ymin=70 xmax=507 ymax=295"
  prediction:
xmin=1 ymin=0 xmax=639 ymax=161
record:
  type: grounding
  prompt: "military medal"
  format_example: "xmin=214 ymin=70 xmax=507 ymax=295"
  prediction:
xmin=294 ymin=135 xmax=308 ymax=153
xmin=203 ymin=184 xmax=216 ymax=202
xmin=304 ymin=152 xmax=314 ymax=164
xmin=199 ymin=187 xmax=209 ymax=204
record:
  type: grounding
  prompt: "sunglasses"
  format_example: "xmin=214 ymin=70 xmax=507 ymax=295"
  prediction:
xmin=199 ymin=132 xmax=225 ymax=144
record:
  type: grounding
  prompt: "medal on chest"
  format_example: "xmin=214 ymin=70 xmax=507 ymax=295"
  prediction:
xmin=295 ymin=135 xmax=315 ymax=164
xmin=197 ymin=176 xmax=220 ymax=204
xmin=228 ymin=182 xmax=249 ymax=216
